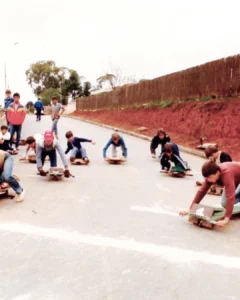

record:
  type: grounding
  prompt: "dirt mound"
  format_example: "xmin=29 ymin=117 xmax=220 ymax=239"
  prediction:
xmin=71 ymin=99 xmax=240 ymax=160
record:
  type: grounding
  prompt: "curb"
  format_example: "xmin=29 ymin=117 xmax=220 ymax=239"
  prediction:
xmin=65 ymin=115 xmax=206 ymax=158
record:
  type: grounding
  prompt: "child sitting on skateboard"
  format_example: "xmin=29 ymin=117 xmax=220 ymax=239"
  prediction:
xmin=103 ymin=133 xmax=127 ymax=161
xmin=0 ymin=125 xmax=16 ymax=154
xmin=65 ymin=131 xmax=95 ymax=164
xmin=0 ymin=150 xmax=25 ymax=202
xmin=36 ymin=130 xmax=71 ymax=177
xmin=179 ymin=160 xmax=240 ymax=227
xmin=204 ymin=145 xmax=232 ymax=164
xmin=20 ymin=134 xmax=43 ymax=161
xmin=150 ymin=128 xmax=170 ymax=158
xmin=196 ymin=146 xmax=232 ymax=189
xmin=160 ymin=143 xmax=189 ymax=173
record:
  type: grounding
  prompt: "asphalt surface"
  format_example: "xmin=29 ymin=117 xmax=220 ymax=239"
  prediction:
xmin=0 ymin=115 xmax=239 ymax=300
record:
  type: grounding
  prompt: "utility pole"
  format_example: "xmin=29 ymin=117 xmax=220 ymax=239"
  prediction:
xmin=4 ymin=62 xmax=7 ymax=91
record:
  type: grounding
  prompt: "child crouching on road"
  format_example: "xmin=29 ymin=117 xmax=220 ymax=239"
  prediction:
xmin=150 ymin=128 xmax=170 ymax=158
xmin=0 ymin=125 xmax=16 ymax=154
xmin=0 ymin=150 xmax=25 ymax=202
xmin=204 ymin=145 xmax=232 ymax=163
xmin=160 ymin=143 xmax=189 ymax=173
xmin=20 ymin=133 xmax=43 ymax=161
xmin=36 ymin=130 xmax=71 ymax=177
xmin=65 ymin=131 xmax=95 ymax=163
xmin=103 ymin=133 xmax=127 ymax=161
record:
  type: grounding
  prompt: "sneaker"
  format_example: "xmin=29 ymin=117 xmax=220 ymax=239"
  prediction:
xmin=15 ymin=190 xmax=25 ymax=203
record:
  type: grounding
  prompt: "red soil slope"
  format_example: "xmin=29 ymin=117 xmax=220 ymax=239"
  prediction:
xmin=71 ymin=99 xmax=240 ymax=160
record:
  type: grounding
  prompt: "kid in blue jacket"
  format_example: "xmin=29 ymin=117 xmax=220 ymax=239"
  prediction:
xmin=34 ymin=98 xmax=44 ymax=122
xmin=103 ymin=133 xmax=127 ymax=160
xmin=65 ymin=131 xmax=95 ymax=163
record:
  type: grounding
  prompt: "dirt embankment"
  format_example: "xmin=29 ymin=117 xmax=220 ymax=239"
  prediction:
xmin=71 ymin=99 xmax=240 ymax=160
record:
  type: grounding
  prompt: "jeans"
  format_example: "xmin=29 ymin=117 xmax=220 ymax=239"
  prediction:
xmin=36 ymin=109 xmax=42 ymax=121
xmin=5 ymin=111 xmax=9 ymax=126
xmin=51 ymin=118 xmax=59 ymax=136
xmin=10 ymin=125 xmax=22 ymax=149
xmin=0 ymin=153 xmax=22 ymax=194
xmin=41 ymin=149 xmax=57 ymax=167
xmin=221 ymin=184 xmax=240 ymax=207
xmin=71 ymin=147 xmax=87 ymax=159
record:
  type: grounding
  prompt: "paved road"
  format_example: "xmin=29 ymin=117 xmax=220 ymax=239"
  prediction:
xmin=0 ymin=115 xmax=239 ymax=300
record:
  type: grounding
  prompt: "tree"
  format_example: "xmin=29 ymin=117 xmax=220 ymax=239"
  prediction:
xmin=97 ymin=74 xmax=116 ymax=89
xmin=61 ymin=70 xmax=83 ymax=101
xmin=26 ymin=60 xmax=68 ymax=96
xmin=83 ymin=82 xmax=91 ymax=97
xmin=39 ymin=88 xmax=62 ymax=106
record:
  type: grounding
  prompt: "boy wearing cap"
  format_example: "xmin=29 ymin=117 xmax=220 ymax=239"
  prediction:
xmin=50 ymin=97 xmax=65 ymax=139
xmin=4 ymin=90 xmax=14 ymax=126
xmin=65 ymin=131 xmax=95 ymax=163
xmin=103 ymin=133 xmax=127 ymax=160
xmin=36 ymin=131 xmax=71 ymax=177
xmin=150 ymin=129 xmax=171 ymax=158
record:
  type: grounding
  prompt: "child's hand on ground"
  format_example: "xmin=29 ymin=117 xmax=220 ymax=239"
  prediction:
xmin=19 ymin=157 xmax=27 ymax=161
xmin=179 ymin=210 xmax=189 ymax=216
xmin=216 ymin=217 xmax=229 ymax=227
xmin=151 ymin=153 xmax=156 ymax=158
xmin=105 ymin=158 xmax=109 ymax=161
xmin=91 ymin=141 xmax=96 ymax=145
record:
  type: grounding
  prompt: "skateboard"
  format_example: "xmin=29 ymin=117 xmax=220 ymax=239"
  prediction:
xmin=188 ymin=203 xmax=240 ymax=229
xmin=47 ymin=167 xmax=64 ymax=181
xmin=0 ymin=183 xmax=16 ymax=199
xmin=161 ymin=166 xmax=193 ymax=178
xmin=28 ymin=154 xmax=36 ymax=163
xmin=12 ymin=137 xmax=26 ymax=146
xmin=107 ymin=157 xmax=125 ymax=165
xmin=71 ymin=158 xmax=89 ymax=165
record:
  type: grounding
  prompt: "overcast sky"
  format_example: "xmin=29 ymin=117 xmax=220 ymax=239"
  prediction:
xmin=0 ymin=0 xmax=239 ymax=104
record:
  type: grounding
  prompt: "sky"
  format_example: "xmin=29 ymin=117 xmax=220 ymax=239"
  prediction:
xmin=1 ymin=0 xmax=240 ymax=105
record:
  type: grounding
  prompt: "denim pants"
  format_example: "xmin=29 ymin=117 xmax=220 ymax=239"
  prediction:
xmin=221 ymin=184 xmax=240 ymax=207
xmin=51 ymin=119 xmax=59 ymax=136
xmin=71 ymin=147 xmax=87 ymax=159
xmin=41 ymin=149 xmax=57 ymax=167
xmin=10 ymin=125 xmax=22 ymax=148
xmin=36 ymin=109 xmax=42 ymax=121
xmin=0 ymin=153 xmax=22 ymax=194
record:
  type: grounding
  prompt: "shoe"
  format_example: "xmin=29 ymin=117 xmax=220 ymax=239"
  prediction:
xmin=15 ymin=190 xmax=25 ymax=203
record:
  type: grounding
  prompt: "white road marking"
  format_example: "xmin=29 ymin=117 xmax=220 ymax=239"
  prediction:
xmin=131 ymin=205 xmax=178 ymax=216
xmin=0 ymin=222 xmax=239 ymax=269
xmin=156 ymin=183 xmax=175 ymax=195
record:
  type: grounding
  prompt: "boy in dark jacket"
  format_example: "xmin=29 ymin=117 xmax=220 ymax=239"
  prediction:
xmin=34 ymin=98 xmax=44 ymax=122
xmin=103 ymin=133 xmax=127 ymax=160
xmin=204 ymin=145 xmax=232 ymax=164
xmin=160 ymin=143 xmax=189 ymax=173
xmin=4 ymin=90 xmax=14 ymax=126
xmin=65 ymin=131 xmax=95 ymax=163
xmin=150 ymin=128 xmax=170 ymax=158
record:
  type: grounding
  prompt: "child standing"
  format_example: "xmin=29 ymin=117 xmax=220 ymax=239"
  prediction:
xmin=4 ymin=89 xmax=14 ymax=126
xmin=150 ymin=128 xmax=170 ymax=158
xmin=7 ymin=93 xmax=26 ymax=151
xmin=50 ymin=97 xmax=65 ymax=139
xmin=103 ymin=133 xmax=127 ymax=160
xmin=34 ymin=98 xmax=44 ymax=122
xmin=65 ymin=131 xmax=95 ymax=163
xmin=160 ymin=143 xmax=188 ymax=172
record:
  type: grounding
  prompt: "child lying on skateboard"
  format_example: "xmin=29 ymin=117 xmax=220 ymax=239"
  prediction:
xmin=103 ymin=133 xmax=127 ymax=161
xmin=150 ymin=128 xmax=170 ymax=158
xmin=19 ymin=134 xmax=43 ymax=161
xmin=36 ymin=130 xmax=71 ymax=177
xmin=0 ymin=150 xmax=25 ymax=202
xmin=65 ymin=131 xmax=95 ymax=164
xmin=179 ymin=161 xmax=240 ymax=227
xmin=160 ymin=143 xmax=190 ymax=174
xmin=196 ymin=145 xmax=232 ymax=194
